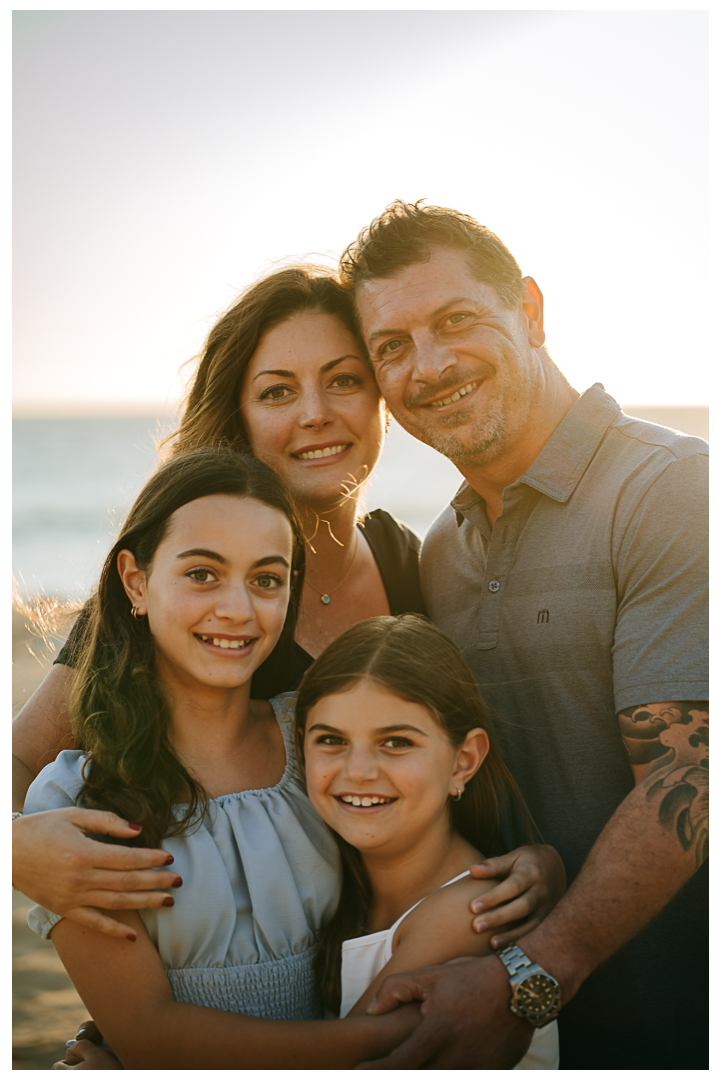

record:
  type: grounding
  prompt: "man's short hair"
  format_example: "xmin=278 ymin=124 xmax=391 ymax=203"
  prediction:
xmin=339 ymin=199 xmax=524 ymax=309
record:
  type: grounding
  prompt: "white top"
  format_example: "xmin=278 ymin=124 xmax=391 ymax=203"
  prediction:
xmin=340 ymin=870 xmax=560 ymax=1070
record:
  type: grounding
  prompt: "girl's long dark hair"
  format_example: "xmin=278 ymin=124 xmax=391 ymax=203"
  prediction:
xmin=71 ymin=446 xmax=305 ymax=848
xmin=293 ymin=614 xmax=540 ymax=1015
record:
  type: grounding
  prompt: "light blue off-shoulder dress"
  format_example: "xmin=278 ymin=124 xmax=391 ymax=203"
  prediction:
xmin=24 ymin=694 xmax=342 ymax=1020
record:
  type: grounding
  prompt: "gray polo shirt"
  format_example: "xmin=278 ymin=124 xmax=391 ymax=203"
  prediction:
xmin=420 ymin=383 xmax=708 ymax=880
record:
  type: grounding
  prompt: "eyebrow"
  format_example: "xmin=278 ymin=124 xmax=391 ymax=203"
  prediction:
xmin=307 ymin=722 xmax=429 ymax=736
xmin=252 ymin=354 xmax=364 ymax=382
xmin=176 ymin=548 xmax=290 ymax=569
xmin=367 ymin=297 xmax=477 ymax=345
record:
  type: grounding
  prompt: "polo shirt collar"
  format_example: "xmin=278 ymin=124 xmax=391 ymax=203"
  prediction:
xmin=451 ymin=383 xmax=622 ymax=523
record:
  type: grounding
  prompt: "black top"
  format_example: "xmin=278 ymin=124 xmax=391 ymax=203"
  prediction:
xmin=55 ymin=508 xmax=426 ymax=700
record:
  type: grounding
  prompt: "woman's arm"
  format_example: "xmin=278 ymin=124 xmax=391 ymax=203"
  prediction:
xmin=51 ymin=914 xmax=420 ymax=1069
xmin=348 ymin=875 xmax=499 ymax=1017
xmin=13 ymin=664 xmax=77 ymax=805
xmin=13 ymin=668 xmax=180 ymax=934
xmin=468 ymin=844 xmax=566 ymax=947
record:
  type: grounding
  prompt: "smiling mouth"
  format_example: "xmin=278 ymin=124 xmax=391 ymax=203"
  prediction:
xmin=293 ymin=443 xmax=351 ymax=460
xmin=195 ymin=634 xmax=255 ymax=650
xmin=335 ymin=794 xmax=397 ymax=807
xmin=427 ymin=381 xmax=479 ymax=408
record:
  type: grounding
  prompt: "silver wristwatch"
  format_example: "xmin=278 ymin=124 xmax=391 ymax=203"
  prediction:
xmin=496 ymin=943 xmax=561 ymax=1028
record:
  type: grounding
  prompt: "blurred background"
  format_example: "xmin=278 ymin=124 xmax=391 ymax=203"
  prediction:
xmin=12 ymin=11 xmax=708 ymax=1065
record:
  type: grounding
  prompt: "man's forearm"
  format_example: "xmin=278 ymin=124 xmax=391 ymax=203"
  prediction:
xmin=520 ymin=701 xmax=708 ymax=1002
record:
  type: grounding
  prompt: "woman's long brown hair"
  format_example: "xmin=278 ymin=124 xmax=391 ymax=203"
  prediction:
xmin=293 ymin=614 xmax=540 ymax=1015
xmin=71 ymin=446 xmax=305 ymax=848
xmin=163 ymin=266 xmax=364 ymax=456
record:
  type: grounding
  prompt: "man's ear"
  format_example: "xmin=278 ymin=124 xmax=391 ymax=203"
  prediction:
xmin=117 ymin=550 xmax=147 ymax=615
xmin=451 ymin=727 xmax=490 ymax=797
xmin=521 ymin=276 xmax=546 ymax=348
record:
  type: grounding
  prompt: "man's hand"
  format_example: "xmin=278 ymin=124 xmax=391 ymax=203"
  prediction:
xmin=469 ymin=844 xmax=566 ymax=948
xmin=13 ymin=808 xmax=181 ymax=939
xmin=358 ymin=955 xmax=532 ymax=1069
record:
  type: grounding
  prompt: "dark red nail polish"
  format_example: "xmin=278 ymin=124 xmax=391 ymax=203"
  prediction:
xmin=172 ymin=876 xmax=183 ymax=888
xmin=126 ymin=932 xmax=137 ymax=942
xmin=163 ymin=853 xmax=175 ymax=865
xmin=127 ymin=822 xmax=143 ymax=831
xmin=161 ymin=896 xmax=175 ymax=907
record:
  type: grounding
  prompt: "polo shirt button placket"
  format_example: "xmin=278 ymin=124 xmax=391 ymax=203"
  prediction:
xmin=488 ymin=580 xmax=501 ymax=592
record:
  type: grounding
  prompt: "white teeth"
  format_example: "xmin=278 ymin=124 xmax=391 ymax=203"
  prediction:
xmin=340 ymin=795 xmax=391 ymax=806
xmin=297 ymin=444 xmax=349 ymax=460
xmin=430 ymin=381 xmax=478 ymax=407
xmin=199 ymin=635 xmax=249 ymax=649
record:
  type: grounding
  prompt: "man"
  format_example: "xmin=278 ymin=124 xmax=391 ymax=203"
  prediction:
xmin=339 ymin=201 xmax=708 ymax=1070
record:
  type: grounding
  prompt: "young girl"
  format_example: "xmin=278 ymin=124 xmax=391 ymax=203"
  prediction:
xmin=24 ymin=446 xmax=422 ymax=1068
xmin=295 ymin=614 xmax=560 ymax=1069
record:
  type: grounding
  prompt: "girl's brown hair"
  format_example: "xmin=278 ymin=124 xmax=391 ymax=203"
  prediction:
xmin=293 ymin=613 xmax=539 ymax=1014
xmin=71 ymin=446 xmax=305 ymax=848
xmin=164 ymin=266 xmax=364 ymax=456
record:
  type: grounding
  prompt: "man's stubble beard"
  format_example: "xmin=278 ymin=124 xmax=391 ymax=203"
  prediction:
xmin=405 ymin=357 xmax=539 ymax=468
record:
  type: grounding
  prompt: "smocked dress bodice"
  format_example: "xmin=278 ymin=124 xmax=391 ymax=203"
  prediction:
xmin=25 ymin=694 xmax=342 ymax=1020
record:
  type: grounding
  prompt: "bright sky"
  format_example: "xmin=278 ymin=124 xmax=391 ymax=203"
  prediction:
xmin=13 ymin=10 xmax=708 ymax=413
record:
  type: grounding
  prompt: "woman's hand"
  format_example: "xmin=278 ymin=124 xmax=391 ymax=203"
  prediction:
xmin=13 ymin=808 xmax=182 ymax=939
xmin=469 ymin=844 xmax=566 ymax=948
xmin=52 ymin=1021 xmax=123 ymax=1070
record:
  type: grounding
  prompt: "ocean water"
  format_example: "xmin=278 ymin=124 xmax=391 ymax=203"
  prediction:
xmin=13 ymin=406 xmax=708 ymax=601
xmin=12 ymin=416 xmax=461 ymax=600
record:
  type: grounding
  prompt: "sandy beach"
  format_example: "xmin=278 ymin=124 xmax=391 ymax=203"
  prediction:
xmin=12 ymin=610 xmax=87 ymax=1070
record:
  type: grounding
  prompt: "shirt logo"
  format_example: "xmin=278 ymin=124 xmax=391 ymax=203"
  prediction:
xmin=537 ymin=609 xmax=550 ymax=624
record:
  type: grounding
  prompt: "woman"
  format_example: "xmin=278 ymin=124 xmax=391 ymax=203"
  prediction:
xmin=13 ymin=266 xmax=563 ymax=942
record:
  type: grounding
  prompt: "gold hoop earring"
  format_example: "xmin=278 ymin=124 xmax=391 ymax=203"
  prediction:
xmin=450 ymin=787 xmax=463 ymax=802
xmin=131 ymin=605 xmax=146 ymax=620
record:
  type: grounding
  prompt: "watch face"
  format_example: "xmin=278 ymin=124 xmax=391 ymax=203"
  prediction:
xmin=516 ymin=974 xmax=561 ymax=1015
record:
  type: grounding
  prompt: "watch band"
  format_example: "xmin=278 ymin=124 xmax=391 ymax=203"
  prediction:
xmin=496 ymin=943 xmax=561 ymax=1028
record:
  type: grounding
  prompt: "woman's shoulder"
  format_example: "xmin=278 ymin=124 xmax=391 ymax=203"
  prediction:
xmin=362 ymin=508 xmax=421 ymax=552
xmin=24 ymin=750 xmax=87 ymax=815
xmin=361 ymin=510 xmax=426 ymax=618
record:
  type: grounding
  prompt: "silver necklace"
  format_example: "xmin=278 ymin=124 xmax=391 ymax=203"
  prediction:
xmin=305 ymin=534 xmax=359 ymax=605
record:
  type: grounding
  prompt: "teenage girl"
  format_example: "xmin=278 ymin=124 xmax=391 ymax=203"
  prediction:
xmin=295 ymin=614 xmax=560 ymax=1069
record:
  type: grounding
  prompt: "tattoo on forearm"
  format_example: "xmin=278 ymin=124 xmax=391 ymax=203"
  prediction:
xmin=619 ymin=701 xmax=709 ymax=867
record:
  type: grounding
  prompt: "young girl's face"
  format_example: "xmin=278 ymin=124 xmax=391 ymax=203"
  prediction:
xmin=120 ymin=494 xmax=293 ymax=694
xmin=303 ymin=677 xmax=485 ymax=860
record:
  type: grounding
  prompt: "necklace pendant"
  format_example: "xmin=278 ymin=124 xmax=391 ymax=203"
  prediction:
xmin=321 ymin=594 xmax=331 ymax=605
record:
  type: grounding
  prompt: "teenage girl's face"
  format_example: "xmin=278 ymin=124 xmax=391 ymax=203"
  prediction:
xmin=119 ymin=494 xmax=293 ymax=694
xmin=240 ymin=311 xmax=385 ymax=508
xmin=303 ymin=677 xmax=487 ymax=860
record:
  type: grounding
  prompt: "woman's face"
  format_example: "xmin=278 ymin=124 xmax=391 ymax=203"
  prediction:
xmin=240 ymin=311 xmax=385 ymax=508
xmin=303 ymin=678 xmax=482 ymax=862
xmin=120 ymin=494 xmax=293 ymax=695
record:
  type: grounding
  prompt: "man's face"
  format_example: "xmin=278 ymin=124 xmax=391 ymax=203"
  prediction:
xmin=355 ymin=249 xmax=543 ymax=467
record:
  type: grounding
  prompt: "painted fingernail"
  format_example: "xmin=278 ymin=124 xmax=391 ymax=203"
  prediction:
xmin=163 ymin=853 xmax=175 ymax=865
xmin=66 ymin=1040 xmax=76 ymax=1049
xmin=162 ymin=896 xmax=175 ymax=907
xmin=76 ymin=1028 xmax=90 ymax=1039
xmin=172 ymin=876 xmax=183 ymax=888
xmin=127 ymin=822 xmax=143 ymax=831
xmin=126 ymin=931 xmax=137 ymax=942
